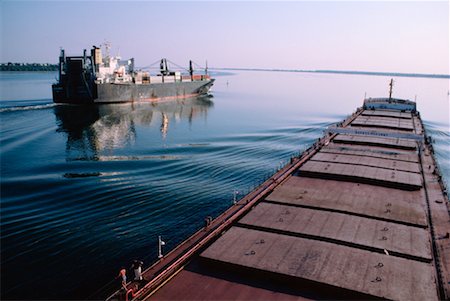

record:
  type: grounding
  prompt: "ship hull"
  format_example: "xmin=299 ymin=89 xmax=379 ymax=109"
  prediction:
xmin=53 ymin=79 xmax=215 ymax=104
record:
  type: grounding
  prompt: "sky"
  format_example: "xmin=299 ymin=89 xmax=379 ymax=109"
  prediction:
xmin=0 ymin=1 xmax=449 ymax=74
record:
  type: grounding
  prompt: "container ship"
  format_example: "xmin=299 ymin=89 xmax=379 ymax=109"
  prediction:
xmin=52 ymin=45 xmax=215 ymax=104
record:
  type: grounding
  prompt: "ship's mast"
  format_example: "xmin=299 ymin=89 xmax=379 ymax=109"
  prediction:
xmin=104 ymin=42 xmax=111 ymax=59
xmin=189 ymin=60 xmax=194 ymax=80
xmin=160 ymin=58 xmax=169 ymax=76
xmin=99 ymin=41 xmax=111 ymax=67
xmin=389 ymin=78 xmax=394 ymax=100
xmin=59 ymin=48 xmax=65 ymax=82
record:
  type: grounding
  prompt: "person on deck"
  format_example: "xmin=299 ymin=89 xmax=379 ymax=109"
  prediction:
xmin=131 ymin=260 xmax=144 ymax=281
xmin=117 ymin=267 xmax=127 ymax=290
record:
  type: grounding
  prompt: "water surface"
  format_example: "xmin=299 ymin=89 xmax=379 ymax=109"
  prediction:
xmin=1 ymin=70 xmax=448 ymax=299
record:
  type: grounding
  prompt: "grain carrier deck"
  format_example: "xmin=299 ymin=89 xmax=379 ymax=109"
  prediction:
xmin=107 ymin=85 xmax=449 ymax=301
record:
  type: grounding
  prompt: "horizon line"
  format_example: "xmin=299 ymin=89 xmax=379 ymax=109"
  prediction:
xmin=211 ymin=67 xmax=450 ymax=79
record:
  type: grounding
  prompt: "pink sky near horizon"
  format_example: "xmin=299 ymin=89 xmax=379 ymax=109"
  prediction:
xmin=1 ymin=1 xmax=449 ymax=74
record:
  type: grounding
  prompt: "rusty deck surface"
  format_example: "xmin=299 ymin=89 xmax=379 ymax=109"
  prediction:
xmin=309 ymin=151 xmax=421 ymax=173
xmin=237 ymin=202 xmax=431 ymax=261
xmin=266 ymin=177 xmax=428 ymax=227
xmin=332 ymin=134 xmax=418 ymax=150
xmin=298 ymin=160 xmax=422 ymax=190
xmin=351 ymin=115 xmax=414 ymax=131
xmin=109 ymin=106 xmax=449 ymax=301
xmin=148 ymin=262 xmax=313 ymax=301
xmin=320 ymin=143 xmax=419 ymax=162
xmin=200 ymin=227 xmax=438 ymax=301
xmin=361 ymin=110 xmax=413 ymax=119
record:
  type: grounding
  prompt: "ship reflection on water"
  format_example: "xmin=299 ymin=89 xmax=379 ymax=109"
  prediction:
xmin=54 ymin=96 xmax=213 ymax=161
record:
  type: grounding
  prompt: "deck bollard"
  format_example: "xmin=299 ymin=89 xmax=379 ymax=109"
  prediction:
xmin=158 ymin=236 xmax=166 ymax=259
xmin=233 ymin=190 xmax=239 ymax=205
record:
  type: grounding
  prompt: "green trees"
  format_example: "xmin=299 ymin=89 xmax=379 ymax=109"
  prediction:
xmin=0 ymin=63 xmax=58 ymax=71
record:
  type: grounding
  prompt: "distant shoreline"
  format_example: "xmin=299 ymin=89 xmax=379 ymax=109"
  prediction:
xmin=1 ymin=63 xmax=58 ymax=71
xmin=2 ymin=64 xmax=448 ymax=79
xmin=213 ymin=67 xmax=450 ymax=79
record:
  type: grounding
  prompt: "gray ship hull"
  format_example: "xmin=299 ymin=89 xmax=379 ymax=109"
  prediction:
xmin=53 ymin=79 xmax=214 ymax=104
xmin=95 ymin=79 xmax=214 ymax=103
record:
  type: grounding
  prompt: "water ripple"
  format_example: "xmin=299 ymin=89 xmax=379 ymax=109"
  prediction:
xmin=0 ymin=102 xmax=56 ymax=112
xmin=3 ymin=72 xmax=447 ymax=300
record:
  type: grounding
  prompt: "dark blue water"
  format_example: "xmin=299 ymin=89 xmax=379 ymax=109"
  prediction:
xmin=1 ymin=71 xmax=449 ymax=299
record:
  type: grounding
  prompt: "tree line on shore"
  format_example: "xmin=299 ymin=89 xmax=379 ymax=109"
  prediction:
xmin=1 ymin=63 xmax=58 ymax=71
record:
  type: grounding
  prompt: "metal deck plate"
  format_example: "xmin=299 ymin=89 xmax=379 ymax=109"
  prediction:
xmin=299 ymin=160 xmax=422 ymax=190
xmin=310 ymin=152 xmax=420 ymax=173
xmin=351 ymin=116 xmax=414 ymax=131
xmin=333 ymin=134 xmax=417 ymax=150
xmin=201 ymin=227 xmax=438 ymax=301
xmin=362 ymin=110 xmax=412 ymax=119
xmin=321 ymin=143 xmax=419 ymax=162
xmin=149 ymin=268 xmax=308 ymax=301
xmin=239 ymin=202 xmax=432 ymax=261
xmin=265 ymin=177 xmax=427 ymax=226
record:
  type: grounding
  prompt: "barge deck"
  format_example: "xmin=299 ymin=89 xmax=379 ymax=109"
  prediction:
xmin=107 ymin=95 xmax=449 ymax=301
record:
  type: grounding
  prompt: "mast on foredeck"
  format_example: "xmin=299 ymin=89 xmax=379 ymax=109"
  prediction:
xmin=389 ymin=78 xmax=394 ymax=100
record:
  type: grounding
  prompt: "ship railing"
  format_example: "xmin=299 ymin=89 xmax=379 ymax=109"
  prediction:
xmin=364 ymin=97 xmax=414 ymax=104
xmin=139 ymin=75 xmax=211 ymax=84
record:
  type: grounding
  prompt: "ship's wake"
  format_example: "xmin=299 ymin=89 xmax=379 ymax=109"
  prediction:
xmin=0 ymin=103 xmax=56 ymax=113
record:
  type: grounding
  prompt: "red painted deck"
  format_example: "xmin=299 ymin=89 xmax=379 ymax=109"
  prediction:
xmin=106 ymin=106 xmax=449 ymax=301
xmin=201 ymin=227 xmax=438 ymax=301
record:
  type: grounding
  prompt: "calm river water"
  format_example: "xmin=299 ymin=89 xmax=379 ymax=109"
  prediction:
xmin=1 ymin=70 xmax=449 ymax=299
